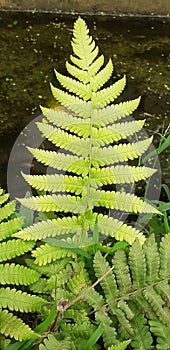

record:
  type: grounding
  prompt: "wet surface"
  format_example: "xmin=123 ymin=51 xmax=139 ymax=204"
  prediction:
xmin=0 ymin=12 xmax=169 ymax=192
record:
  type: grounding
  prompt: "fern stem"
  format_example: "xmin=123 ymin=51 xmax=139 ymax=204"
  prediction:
xmin=59 ymin=266 xmax=114 ymax=314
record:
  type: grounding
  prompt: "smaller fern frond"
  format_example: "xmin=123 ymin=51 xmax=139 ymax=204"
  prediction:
xmin=22 ymin=173 xmax=87 ymax=195
xmin=113 ymin=250 xmax=132 ymax=295
xmin=0 ymin=263 xmax=40 ymax=285
xmin=0 ymin=201 xmax=15 ymax=222
xmin=144 ymin=286 xmax=170 ymax=326
xmin=129 ymin=239 xmax=146 ymax=289
xmin=159 ymin=233 xmax=170 ymax=279
xmin=0 ymin=192 xmax=9 ymax=205
xmin=92 ymin=97 xmax=141 ymax=126
xmin=16 ymin=192 xmax=100 ymax=214
xmin=71 ymin=17 xmax=99 ymax=70
xmin=13 ymin=214 xmax=96 ymax=241
xmin=55 ymin=69 xmax=91 ymax=100
xmin=66 ymin=60 xmax=90 ymax=83
xmin=130 ymin=307 xmax=153 ymax=350
xmin=90 ymin=165 xmax=156 ymax=185
xmin=39 ymin=334 xmax=71 ymax=350
xmin=27 ymin=147 xmax=79 ymax=171
xmin=91 ymin=137 xmax=153 ymax=166
xmin=97 ymin=190 xmax=160 ymax=214
xmin=112 ymin=119 xmax=145 ymax=137
xmin=0 ymin=310 xmax=39 ymax=341
xmin=92 ymin=75 xmax=126 ymax=107
xmin=0 ymin=239 xmax=35 ymax=262
xmin=91 ymin=58 xmax=113 ymax=91
xmin=97 ymin=214 xmax=146 ymax=245
xmin=143 ymin=234 xmax=160 ymax=284
xmin=0 ymin=217 xmax=23 ymax=241
xmin=94 ymin=250 xmax=118 ymax=300
xmin=51 ymin=84 xmax=92 ymax=118
xmin=32 ymin=243 xmax=76 ymax=266
xmin=95 ymin=307 xmax=117 ymax=347
xmin=0 ymin=287 xmax=48 ymax=312
xmin=149 ymin=320 xmax=170 ymax=350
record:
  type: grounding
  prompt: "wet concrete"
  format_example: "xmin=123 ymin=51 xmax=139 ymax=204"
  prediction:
xmin=0 ymin=0 xmax=170 ymax=15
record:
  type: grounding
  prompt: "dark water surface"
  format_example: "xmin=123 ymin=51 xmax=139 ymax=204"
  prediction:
xmin=0 ymin=12 xmax=169 ymax=192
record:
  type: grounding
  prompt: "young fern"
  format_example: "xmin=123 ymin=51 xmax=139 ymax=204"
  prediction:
xmin=14 ymin=17 xmax=160 ymax=248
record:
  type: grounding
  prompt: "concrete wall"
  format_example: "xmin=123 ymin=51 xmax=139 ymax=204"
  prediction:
xmin=0 ymin=0 xmax=170 ymax=15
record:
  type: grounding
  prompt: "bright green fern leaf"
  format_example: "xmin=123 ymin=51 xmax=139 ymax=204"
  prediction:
xmin=0 ymin=239 xmax=35 ymax=262
xmin=0 ymin=310 xmax=39 ymax=341
xmin=18 ymin=16 xmax=159 ymax=249
xmin=0 ymin=263 xmax=40 ymax=285
xmin=0 ymin=287 xmax=48 ymax=312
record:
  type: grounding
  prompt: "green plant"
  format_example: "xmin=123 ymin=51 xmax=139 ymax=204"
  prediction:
xmin=0 ymin=188 xmax=47 ymax=346
xmin=14 ymin=17 xmax=160 ymax=249
xmin=1 ymin=16 xmax=169 ymax=350
xmin=5 ymin=231 xmax=170 ymax=350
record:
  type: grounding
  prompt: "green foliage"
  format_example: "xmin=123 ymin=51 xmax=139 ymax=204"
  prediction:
xmin=0 ymin=188 xmax=47 ymax=343
xmin=15 ymin=17 xmax=160 ymax=248
xmin=82 ymin=234 xmax=170 ymax=349
xmin=0 ymin=16 xmax=169 ymax=350
xmin=39 ymin=334 xmax=72 ymax=350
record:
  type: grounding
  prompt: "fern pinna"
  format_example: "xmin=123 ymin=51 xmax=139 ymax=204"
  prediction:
xmin=0 ymin=188 xmax=47 ymax=346
xmin=14 ymin=17 xmax=160 ymax=247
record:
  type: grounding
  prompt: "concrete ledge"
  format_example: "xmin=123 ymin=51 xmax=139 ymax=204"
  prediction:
xmin=0 ymin=0 xmax=170 ymax=15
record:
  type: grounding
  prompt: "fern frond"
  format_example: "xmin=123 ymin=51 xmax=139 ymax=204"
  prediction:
xmin=71 ymin=17 xmax=99 ymax=70
xmin=97 ymin=190 xmax=160 ymax=214
xmin=51 ymin=84 xmax=92 ymax=118
xmin=143 ymin=234 xmax=160 ymax=284
xmin=0 ymin=193 xmax=9 ymax=206
xmin=113 ymin=250 xmax=132 ymax=295
xmin=0 ymin=201 xmax=15 ymax=222
xmin=94 ymin=250 xmax=118 ymax=300
xmin=41 ymin=105 xmax=86 ymax=129
xmin=27 ymin=147 xmax=79 ymax=170
xmin=0 ymin=239 xmax=35 ymax=262
xmin=130 ymin=308 xmax=153 ymax=350
xmin=0 ymin=287 xmax=47 ymax=312
xmin=90 ymin=165 xmax=156 ymax=185
xmin=55 ymin=70 xmax=91 ymax=100
xmin=39 ymin=334 xmax=71 ymax=350
xmin=112 ymin=119 xmax=145 ymax=137
xmin=0 ymin=310 xmax=38 ymax=341
xmin=149 ymin=320 xmax=170 ymax=350
xmin=95 ymin=307 xmax=117 ymax=347
xmin=32 ymin=243 xmax=76 ymax=266
xmin=16 ymin=192 xmax=100 ymax=214
xmin=91 ymin=58 xmax=113 ymax=91
xmin=66 ymin=60 xmax=90 ymax=83
xmin=159 ymin=233 xmax=170 ymax=279
xmin=83 ymin=288 xmax=104 ymax=311
xmin=22 ymin=172 xmax=88 ymax=195
xmin=92 ymin=75 xmax=126 ymax=107
xmin=91 ymin=137 xmax=153 ymax=166
xmin=0 ymin=217 xmax=23 ymax=241
xmin=144 ymin=286 xmax=170 ymax=326
xmin=92 ymin=97 xmax=141 ymax=126
xmin=129 ymin=239 xmax=146 ymax=289
xmin=97 ymin=214 xmax=146 ymax=245
xmin=13 ymin=214 xmax=96 ymax=240
xmin=0 ymin=263 xmax=40 ymax=285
